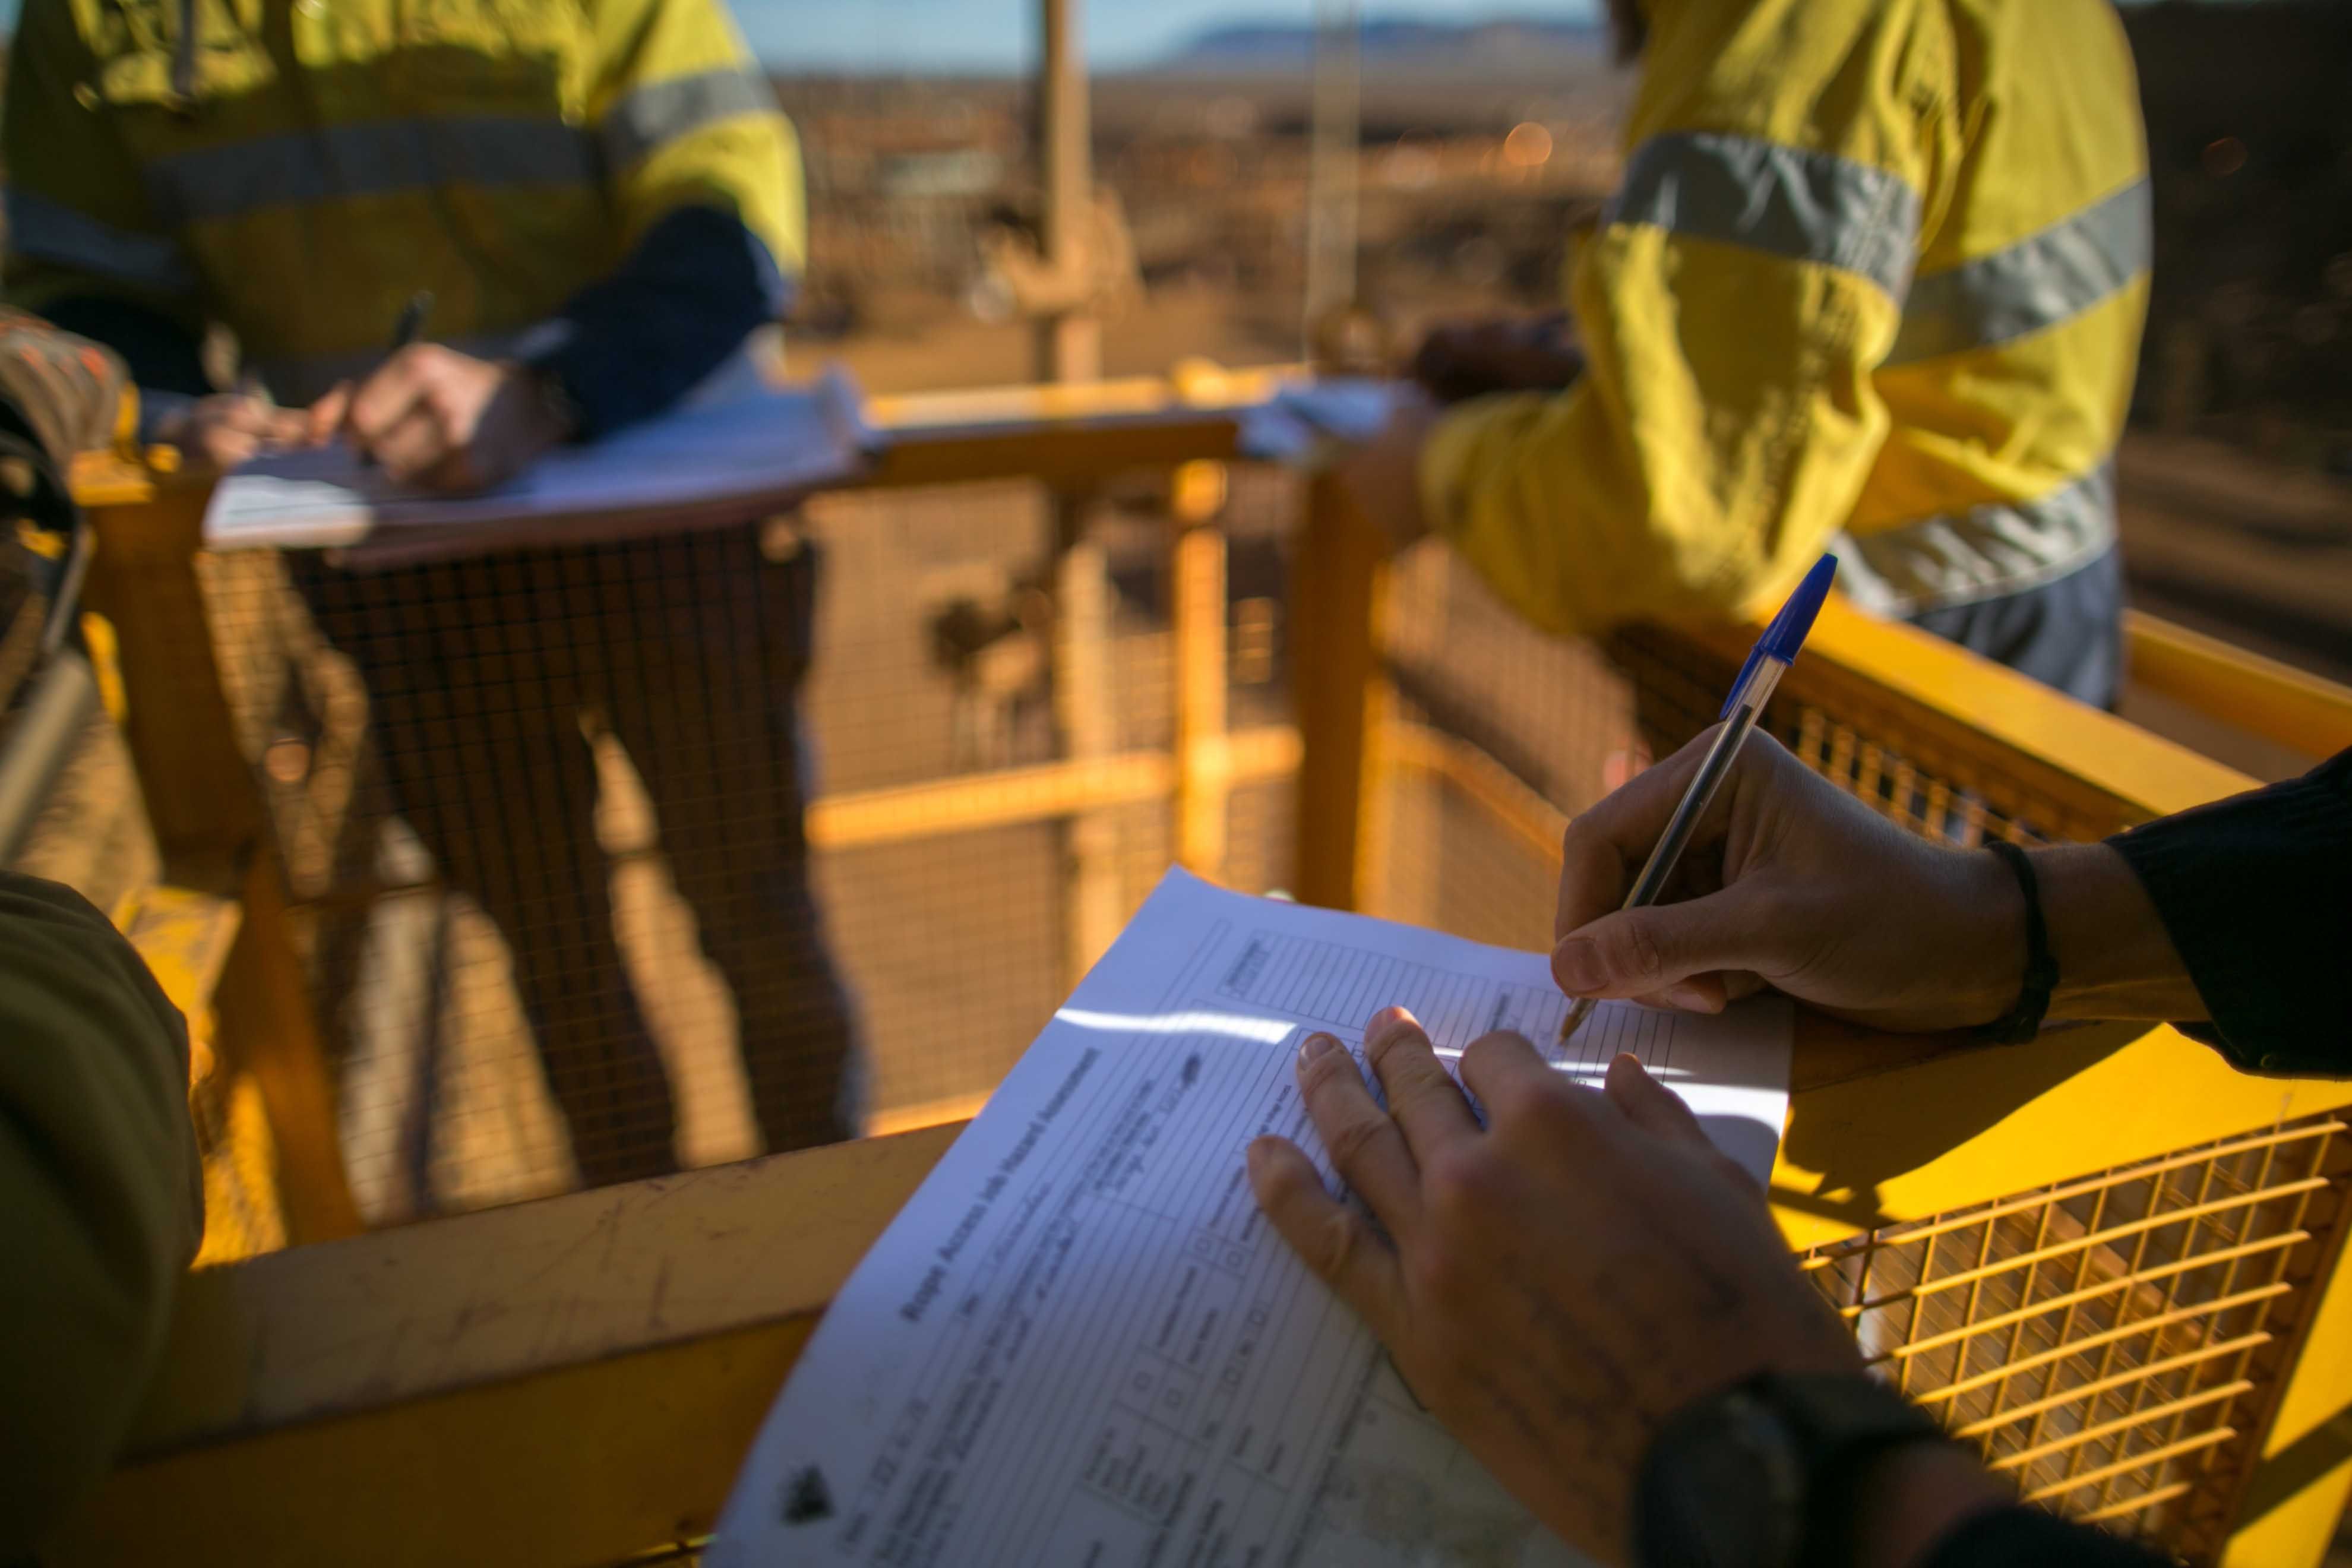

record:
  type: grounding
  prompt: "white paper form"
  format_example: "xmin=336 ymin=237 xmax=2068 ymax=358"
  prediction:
xmin=711 ymin=869 xmax=1791 ymax=1568
xmin=200 ymin=362 xmax=874 ymax=558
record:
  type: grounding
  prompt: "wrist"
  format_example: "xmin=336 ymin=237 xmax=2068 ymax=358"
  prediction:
xmin=1934 ymin=846 xmax=2027 ymax=1029
xmin=1635 ymin=1373 xmax=1971 ymax=1568
xmin=1842 ymin=1439 xmax=2009 ymax=1568
xmin=507 ymin=361 xmax=581 ymax=448
xmin=2032 ymin=843 xmax=2206 ymax=1023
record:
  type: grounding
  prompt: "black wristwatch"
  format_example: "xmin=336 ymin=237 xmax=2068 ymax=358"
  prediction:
xmin=1634 ymin=1373 xmax=1950 ymax=1568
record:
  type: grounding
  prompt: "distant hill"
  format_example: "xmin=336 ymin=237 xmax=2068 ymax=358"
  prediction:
xmin=1158 ymin=16 xmax=1610 ymax=74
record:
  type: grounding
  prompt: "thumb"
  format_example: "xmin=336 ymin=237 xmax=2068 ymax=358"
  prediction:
xmin=306 ymin=383 xmax=352 ymax=442
xmin=1551 ymin=886 xmax=1773 ymax=1003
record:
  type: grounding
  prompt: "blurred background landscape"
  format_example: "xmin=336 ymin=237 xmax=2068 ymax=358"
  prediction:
xmin=4 ymin=0 xmax=2350 ymax=1198
xmin=757 ymin=0 xmax=2352 ymax=709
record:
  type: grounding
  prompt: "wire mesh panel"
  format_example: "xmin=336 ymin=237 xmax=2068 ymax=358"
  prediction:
xmin=194 ymin=527 xmax=859 ymax=1221
xmin=1609 ymin=619 xmax=2138 ymax=845
xmin=1804 ymin=1119 xmax=2352 ymax=1559
xmin=183 ymin=460 xmax=1284 ymax=1215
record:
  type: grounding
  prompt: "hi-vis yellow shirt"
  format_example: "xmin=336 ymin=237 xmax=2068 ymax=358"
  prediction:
xmin=2 ymin=0 xmax=803 ymax=402
xmin=1420 ymin=0 xmax=2150 ymax=630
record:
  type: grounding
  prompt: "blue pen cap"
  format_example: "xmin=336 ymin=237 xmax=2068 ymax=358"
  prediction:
xmin=1719 ymin=554 xmax=1839 ymax=719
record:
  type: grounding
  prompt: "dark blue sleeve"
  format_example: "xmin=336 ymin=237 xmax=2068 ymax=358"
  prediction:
xmin=2106 ymin=748 xmax=2352 ymax=1074
xmin=530 ymin=204 xmax=792 ymax=441
xmin=36 ymin=296 xmax=212 ymax=442
xmin=36 ymin=296 xmax=210 ymax=397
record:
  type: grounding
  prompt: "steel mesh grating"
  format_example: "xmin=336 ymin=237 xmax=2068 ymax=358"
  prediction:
xmin=183 ymin=466 xmax=1310 ymax=1216
xmin=1803 ymin=1118 xmax=2351 ymax=1557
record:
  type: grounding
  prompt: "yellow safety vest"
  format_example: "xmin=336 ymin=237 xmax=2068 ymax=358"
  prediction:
xmin=2 ymin=0 xmax=804 ymax=403
xmin=1420 ymin=0 xmax=2149 ymax=630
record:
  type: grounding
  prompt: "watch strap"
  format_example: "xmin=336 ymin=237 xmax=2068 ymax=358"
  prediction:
xmin=1921 ymin=1503 xmax=2176 ymax=1568
xmin=1636 ymin=1372 xmax=1951 ymax=1568
xmin=1768 ymin=1374 xmax=1952 ymax=1568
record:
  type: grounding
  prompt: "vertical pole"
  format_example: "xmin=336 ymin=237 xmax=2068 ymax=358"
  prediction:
xmin=1036 ymin=0 xmax=1101 ymax=384
xmin=1291 ymin=472 xmax=1387 ymax=912
xmin=1051 ymin=507 xmax=1121 ymax=983
xmin=1038 ymin=0 xmax=1112 ymax=982
xmin=1304 ymin=0 xmax=1361 ymax=355
xmin=1171 ymin=461 xmax=1229 ymax=880
xmin=84 ymin=497 xmax=362 ymax=1241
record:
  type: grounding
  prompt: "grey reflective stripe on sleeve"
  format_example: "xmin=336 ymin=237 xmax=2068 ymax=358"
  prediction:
xmin=1605 ymin=131 xmax=1920 ymax=299
xmin=598 ymin=68 xmax=780 ymax=171
xmin=1887 ymin=179 xmax=2151 ymax=366
xmin=143 ymin=116 xmax=596 ymax=226
xmin=1833 ymin=462 xmax=2117 ymax=617
xmin=3 ymin=189 xmax=196 ymax=295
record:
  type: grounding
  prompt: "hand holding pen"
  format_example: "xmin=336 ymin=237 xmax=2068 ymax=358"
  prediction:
xmin=1556 ymin=555 xmax=1838 ymax=1043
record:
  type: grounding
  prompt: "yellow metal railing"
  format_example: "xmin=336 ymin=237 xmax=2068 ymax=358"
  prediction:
xmin=2125 ymin=609 xmax=2352 ymax=764
xmin=43 ymin=375 xmax=2352 ymax=1568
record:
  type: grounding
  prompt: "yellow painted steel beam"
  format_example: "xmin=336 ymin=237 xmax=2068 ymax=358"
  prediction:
xmin=2126 ymin=608 xmax=2352 ymax=763
xmin=2218 ymin=1131 xmax=2352 ymax=1567
xmin=1290 ymin=472 xmax=1387 ymax=911
xmin=1671 ymin=596 xmax=2258 ymax=826
xmin=62 ymin=1011 xmax=2352 ymax=1568
xmin=804 ymin=726 xmax=1300 ymax=851
xmin=1171 ymin=460 xmax=1232 ymax=877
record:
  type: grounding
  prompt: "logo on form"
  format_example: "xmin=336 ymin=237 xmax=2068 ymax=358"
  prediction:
xmin=780 ymin=1466 xmax=833 ymax=1526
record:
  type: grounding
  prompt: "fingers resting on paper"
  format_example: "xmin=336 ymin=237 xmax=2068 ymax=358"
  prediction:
xmin=1248 ymin=1023 xmax=1855 ymax=1560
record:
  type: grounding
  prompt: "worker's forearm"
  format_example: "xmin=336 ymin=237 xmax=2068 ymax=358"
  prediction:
xmin=2031 ymin=842 xmax=2208 ymax=1025
xmin=533 ymin=205 xmax=791 ymax=440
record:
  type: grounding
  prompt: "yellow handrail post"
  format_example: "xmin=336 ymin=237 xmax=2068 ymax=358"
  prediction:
xmin=1290 ymin=472 xmax=1387 ymax=911
xmin=1170 ymin=460 xmax=1230 ymax=879
xmin=80 ymin=486 xmax=362 ymax=1243
xmin=1051 ymin=489 xmax=1123 ymax=984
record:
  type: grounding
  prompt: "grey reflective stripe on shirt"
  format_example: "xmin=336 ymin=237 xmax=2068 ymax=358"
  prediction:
xmin=598 ymin=68 xmax=779 ymax=170
xmin=1886 ymin=179 xmax=2151 ymax=366
xmin=143 ymin=116 xmax=597 ymax=226
xmin=1605 ymin=131 xmax=1920 ymax=299
xmin=4 ymin=189 xmax=197 ymax=295
xmin=1833 ymin=462 xmax=2117 ymax=618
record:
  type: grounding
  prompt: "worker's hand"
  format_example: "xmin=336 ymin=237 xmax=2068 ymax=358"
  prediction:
xmin=324 ymin=345 xmax=571 ymax=492
xmin=1553 ymin=729 xmax=2025 ymax=1028
xmin=1553 ymin=729 xmax=2203 ymax=1032
xmin=1248 ymin=1012 xmax=1864 ymax=1561
xmin=1335 ymin=385 xmax=1446 ymax=552
xmin=153 ymin=393 xmax=317 ymax=469
xmin=1410 ymin=314 xmax=1584 ymax=405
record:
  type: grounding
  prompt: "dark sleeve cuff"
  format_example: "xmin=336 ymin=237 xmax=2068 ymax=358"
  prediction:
xmin=1923 ymin=1504 xmax=2176 ymax=1568
xmin=533 ymin=204 xmax=791 ymax=440
xmin=37 ymin=296 xmax=211 ymax=399
xmin=2106 ymin=749 xmax=2352 ymax=1075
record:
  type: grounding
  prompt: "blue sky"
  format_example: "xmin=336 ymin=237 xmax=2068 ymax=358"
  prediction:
xmin=0 ymin=0 xmax=2224 ymax=77
xmin=729 ymin=0 xmax=1603 ymax=72
xmin=0 ymin=0 xmax=1601 ymax=72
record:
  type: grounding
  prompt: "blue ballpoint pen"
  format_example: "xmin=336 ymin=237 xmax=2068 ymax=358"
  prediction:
xmin=1557 ymin=552 xmax=1839 ymax=1044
